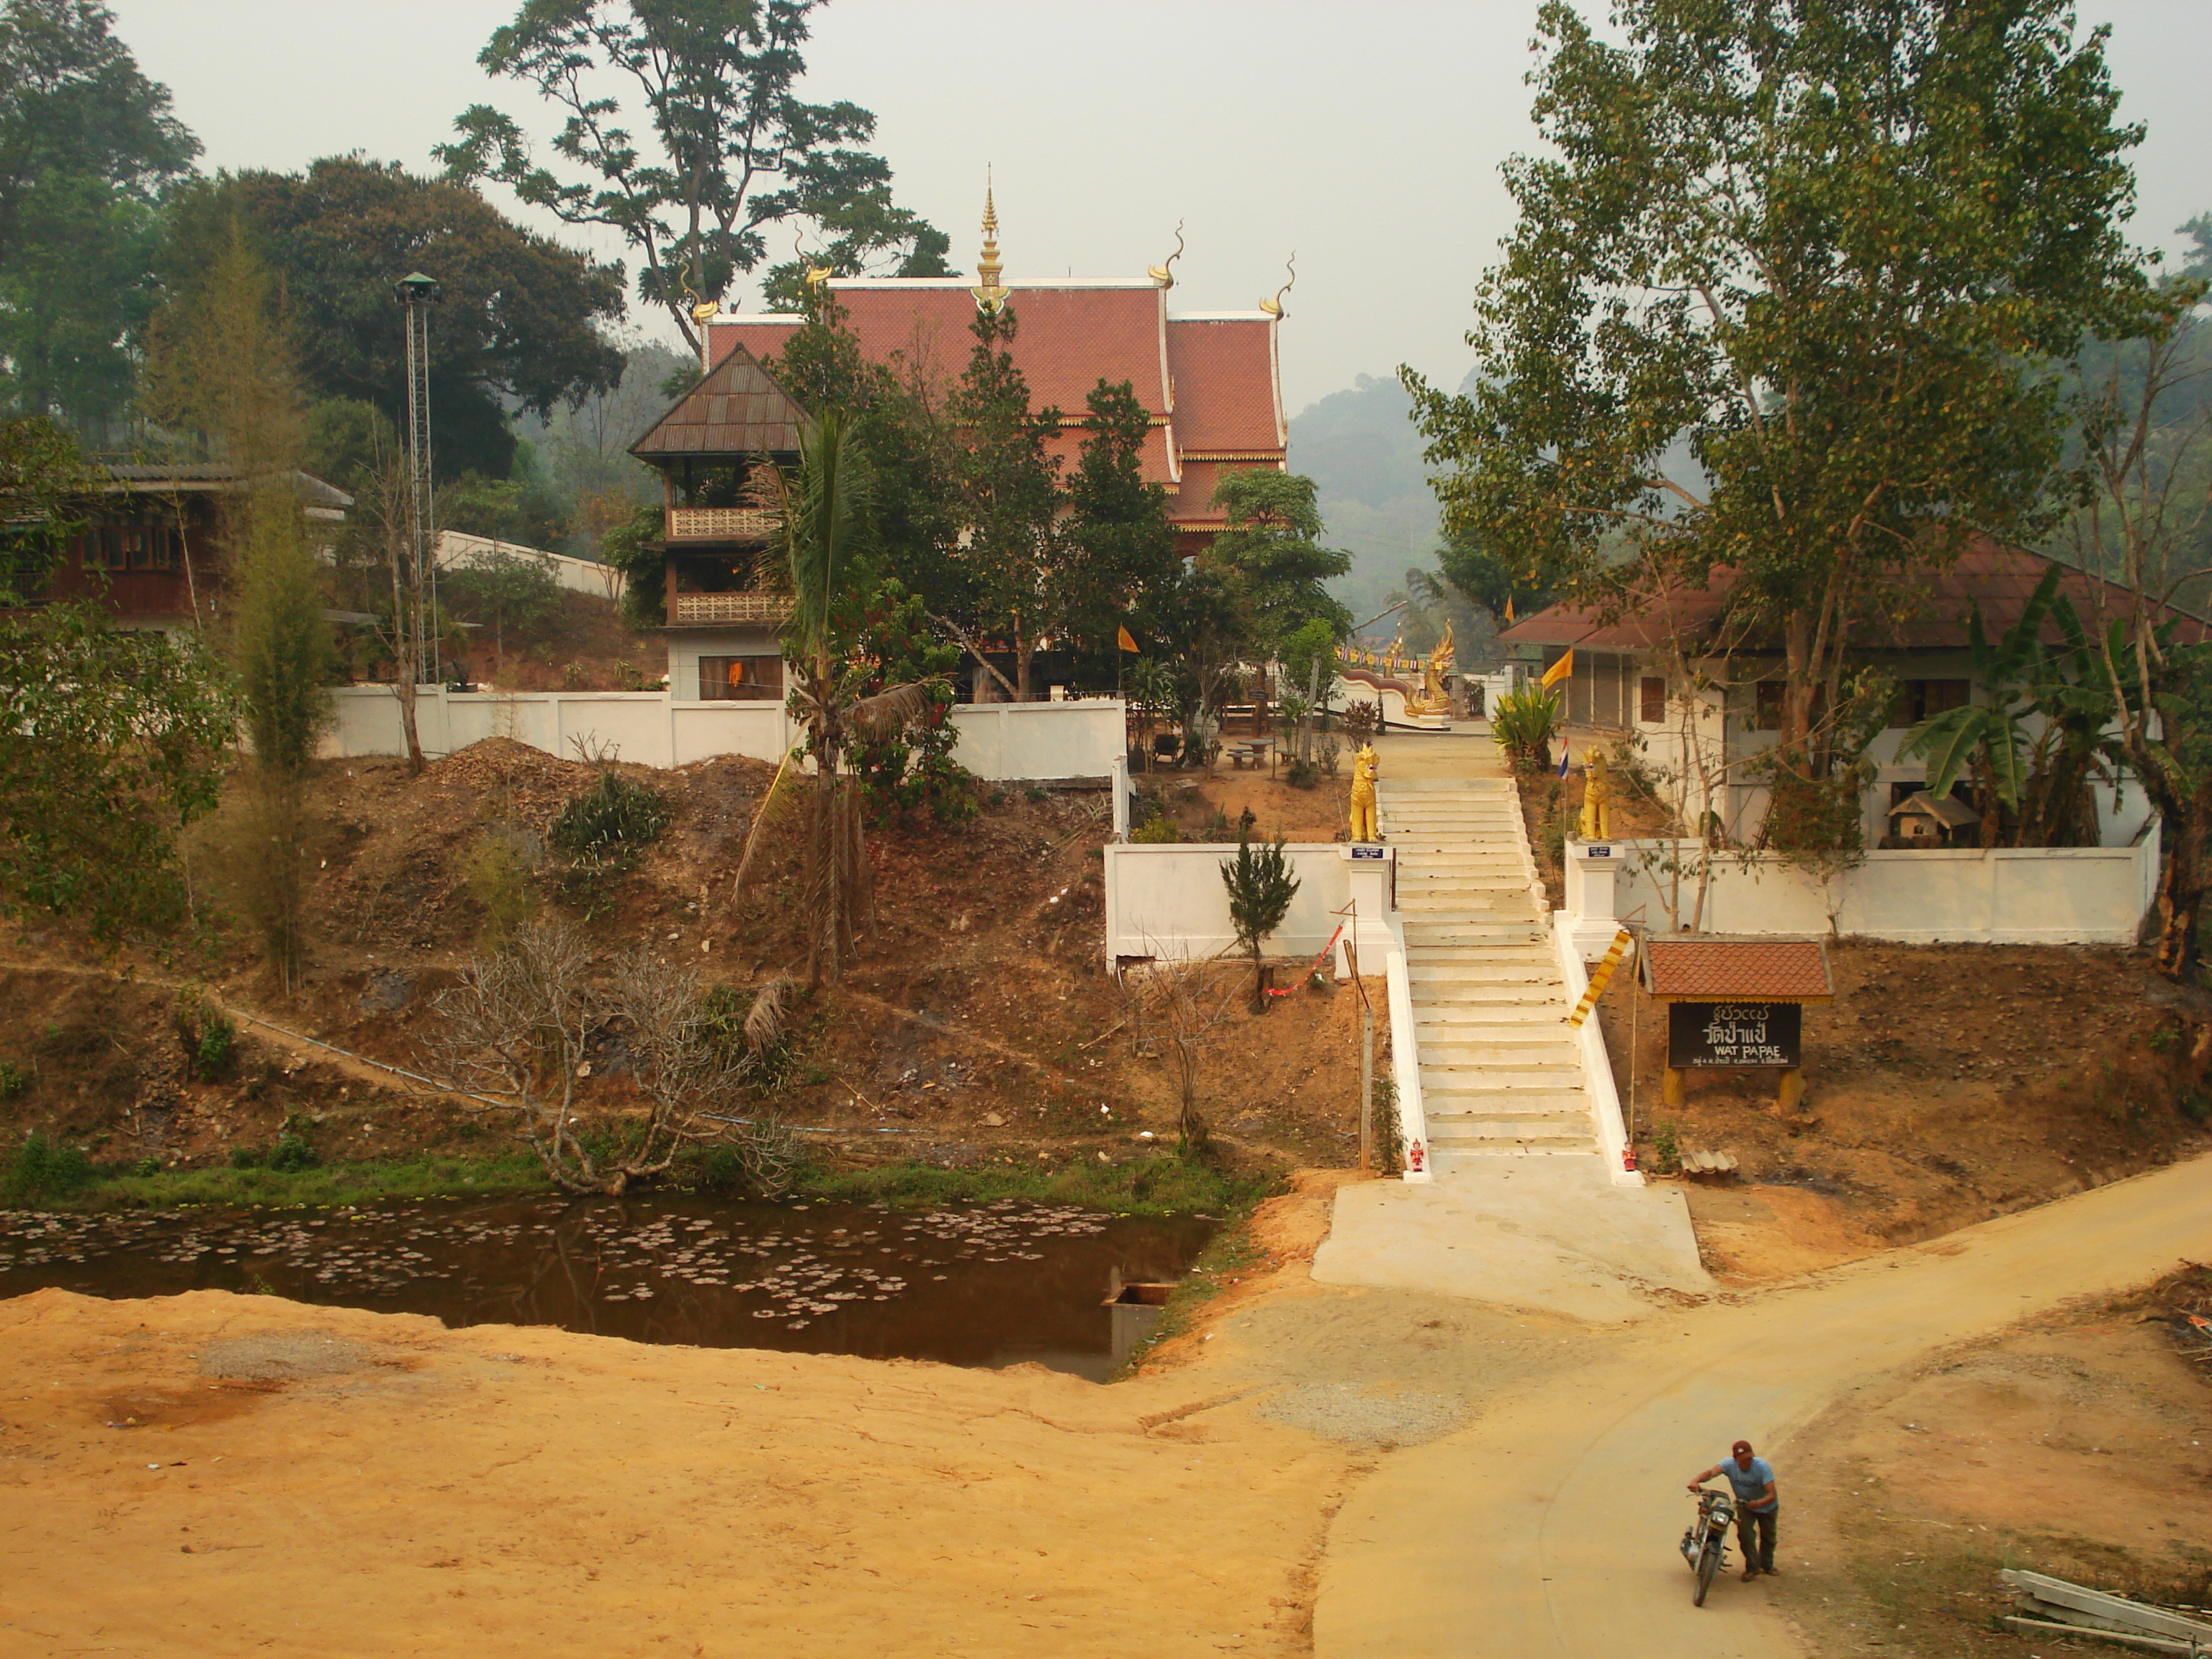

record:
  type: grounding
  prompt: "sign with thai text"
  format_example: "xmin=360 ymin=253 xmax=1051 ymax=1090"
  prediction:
xmin=1667 ymin=1001 xmax=1802 ymax=1069
xmin=1349 ymin=843 xmax=1386 ymax=858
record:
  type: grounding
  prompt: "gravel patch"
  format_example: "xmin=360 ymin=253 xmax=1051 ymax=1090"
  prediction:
xmin=1256 ymin=1382 xmax=1465 ymax=1446
xmin=197 ymin=1331 xmax=370 ymax=1382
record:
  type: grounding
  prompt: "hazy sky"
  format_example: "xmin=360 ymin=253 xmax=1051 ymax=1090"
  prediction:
xmin=107 ymin=0 xmax=2212 ymax=415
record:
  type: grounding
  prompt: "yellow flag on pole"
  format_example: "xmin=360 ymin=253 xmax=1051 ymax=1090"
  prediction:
xmin=1504 ymin=595 xmax=1516 ymax=624
xmin=1540 ymin=649 xmax=1574 ymax=690
xmin=1117 ymin=625 xmax=1139 ymax=652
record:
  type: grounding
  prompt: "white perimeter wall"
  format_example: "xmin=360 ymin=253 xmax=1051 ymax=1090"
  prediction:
xmin=1102 ymin=843 xmax=1352 ymax=964
xmin=1593 ymin=836 xmax=2159 ymax=945
xmin=321 ymin=685 xmax=1125 ymax=781
xmin=434 ymin=531 xmax=625 ymax=600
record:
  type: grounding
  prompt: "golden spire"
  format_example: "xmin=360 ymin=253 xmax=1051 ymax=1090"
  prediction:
xmin=971 ymin=171 xmax=1008 ymax=315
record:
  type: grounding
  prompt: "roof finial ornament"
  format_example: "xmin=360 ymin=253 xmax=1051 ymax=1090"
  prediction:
xmin=792 ymin=227 xmax=832 ymax=294
xmin=1148 ymin=220 xmax=1185 ymax=290
xmin=682 ymin=282 xmax=718 ymax=372
xmin=1258 ymin=251 xmax=1298 ymax=320
xmin=972 ymin=168 xmax=1009 ymax=315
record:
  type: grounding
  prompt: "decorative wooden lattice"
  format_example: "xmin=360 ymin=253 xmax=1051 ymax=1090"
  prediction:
xmin=667 ymin=505 xmax=781 ymax=541
xmin=671 ymin=590 xmax=793 ymax=624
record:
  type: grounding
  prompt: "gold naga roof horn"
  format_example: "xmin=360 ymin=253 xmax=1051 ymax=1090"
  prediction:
xmin=1148 ymin=220 xmax=1185 ymax=289
xmin=971 ymin=171 xmax=1009 ymax=315
xmin=1259 ymin=251 xmax=1298 ymax=319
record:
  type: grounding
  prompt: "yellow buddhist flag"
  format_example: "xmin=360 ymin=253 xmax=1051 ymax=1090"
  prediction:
xmin=1117 ymin=625 xmax=1139 ymax=652
xmin=1504 ymin=595 xmax=1516 ymax=624
xmin=1541 ymin=649 xmax=1574 ymax=690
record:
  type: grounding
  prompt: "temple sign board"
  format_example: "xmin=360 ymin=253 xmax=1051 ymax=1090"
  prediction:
xmin=1640 ymin=937 xmax=1833 ymax=1114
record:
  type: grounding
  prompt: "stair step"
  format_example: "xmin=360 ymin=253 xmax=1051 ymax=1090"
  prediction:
xmin=1408 ymin=985 xmax=1560 ymax=1005
xmin=1411 ymin=964 xmax=1560 ymax=984
xmin=1421 ymin=1089 xmax=1591 ymax=1112
xmin=1421 ymin=1046 xmax=1581 ymax=1069
xmin=1421 ymin=1067 xmax=1583 ymax=1090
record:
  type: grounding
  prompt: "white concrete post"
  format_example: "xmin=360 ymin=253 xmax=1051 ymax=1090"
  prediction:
xmin=1339 ymin=844 xmax=1396 ymax=977
xmin=1562 ymin=837 xmax=1624 ymax=963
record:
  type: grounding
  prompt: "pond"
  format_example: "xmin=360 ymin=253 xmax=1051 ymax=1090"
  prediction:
xmin=0 ymin=1195 xmax=1215 ymax=1382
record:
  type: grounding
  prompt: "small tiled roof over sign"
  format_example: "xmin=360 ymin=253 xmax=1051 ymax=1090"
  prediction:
xmin=1640 ymin=936 xmax=1835 ymax=1000
xmin=630 ymin=341 xmax=808 ymax=459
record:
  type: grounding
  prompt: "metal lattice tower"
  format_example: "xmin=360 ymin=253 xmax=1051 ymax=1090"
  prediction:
xmin=395 ymin=272 xmax=440 ymax=685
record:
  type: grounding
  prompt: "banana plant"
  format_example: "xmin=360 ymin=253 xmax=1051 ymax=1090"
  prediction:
xmin=1905 ymin=565 xmax=2068 ymax=842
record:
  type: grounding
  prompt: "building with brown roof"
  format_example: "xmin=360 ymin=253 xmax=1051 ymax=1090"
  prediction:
xmin=705 ymin=194 xmax=1288 ymax=558
xmin=1496 ymin=540 xmax=2186 ymax=848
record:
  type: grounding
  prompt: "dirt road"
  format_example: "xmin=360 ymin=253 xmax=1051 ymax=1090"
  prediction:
xmin=1314 ymin=1154 xmax=2212 ymax=1658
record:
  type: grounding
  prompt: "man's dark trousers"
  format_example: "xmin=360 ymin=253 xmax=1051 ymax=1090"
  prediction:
xmin=1737 ymin=1503 xmax=1778 ymax=1572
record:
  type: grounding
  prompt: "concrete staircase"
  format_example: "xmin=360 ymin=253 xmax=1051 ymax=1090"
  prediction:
xmin=1380 ymin=778 xmax=1599 ymax=1163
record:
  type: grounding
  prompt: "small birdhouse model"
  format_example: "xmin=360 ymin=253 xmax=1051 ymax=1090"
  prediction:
xmin=1887 ymin=790 xmax=1981 ymax=846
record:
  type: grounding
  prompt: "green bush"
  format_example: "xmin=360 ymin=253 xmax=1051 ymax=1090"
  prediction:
xmin=462 ymin=830 xmax=541 ymax=939
xmin=1130 ymin=815 xmax=1182 ymax=844
xmin=1285 ymin=760 xmax=1319 ymax=788
xmin=0 ymin=1060 xmax=26 ymax=1101
xmin=1491 ymin=685 xmax=1564 ymax=774
xmin=549 ymin=770 xmax=670 ymax=866
xmin=267 ymin=1133 xmax=318 ymax=1172
xmin=5 ymin=1131 xmax=94 ymax=1199
xmin=174 ymin=987 xmax=237 ymax=1083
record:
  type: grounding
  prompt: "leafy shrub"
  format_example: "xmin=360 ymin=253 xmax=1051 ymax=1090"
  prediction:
xmin=174 ymin=988 xmax=235 ymax=1083
xmin=0 ymin=1060 xmax=26 ymax=1101
xmin=267 ymin=1133 xmax=318 ymax=1172
xmin=5 ymin=1131 xmax=93 ymax=1198
xmin=1651 ymin=1118 xmax=1681 ymax=1173
xmin=549 ymin=770 xmax=669 ymax=866
xmin=1342 ymin=700 xmax=1382 ymax=744
xmin=1130 ymin=816 xmax=1182 ymax=844
xmin=1285 ymin=760 xmax=1319 ymax=788
xmin=1491 ymin=685 xmax=1564 ymax=774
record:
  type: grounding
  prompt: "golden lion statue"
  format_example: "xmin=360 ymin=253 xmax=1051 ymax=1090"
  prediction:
xmin=1349 ymin=743 xmax=1380 ymax=842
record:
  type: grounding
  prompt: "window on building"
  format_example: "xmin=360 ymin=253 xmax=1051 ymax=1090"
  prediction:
xmin=82 ymin=523 xmax=181 ymax=572
xmin=1887 ymin=678 xmax=1971 ymax=727
xmin=1753 ymin=680 xmax=1784 ymax=730
xmin=698 ymin=655 xmax=783 ymax=701
xmin=1639 ymin=675 xmax=1665 ymax=724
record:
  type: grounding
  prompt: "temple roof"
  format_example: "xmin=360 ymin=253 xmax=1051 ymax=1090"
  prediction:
xmin=629 ymin=341 xmax=808 ymax=461
xmin=706 ymin=276 xmax=1286 ymax=527
xmin=1495 ymin=540 xmax=2212 ymax=654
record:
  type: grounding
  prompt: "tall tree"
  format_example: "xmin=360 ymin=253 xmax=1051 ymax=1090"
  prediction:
xmin=950 ymin=301 xmax=1063 ymax=700
xmin=161 ymin=160 xmax=626 ymax=481
xmin=439 ymin=0 xmax=949 ymax=352
xmin=1060 ymin=377 xmax=1179 ymax=689
xmin=1406 ymin=0 xmax=2159 ymax=849
xmin=0 ymin=0 xmax=197 ymax=429
xmin=143 ymin=226 xmax=333 ymax=989
xmin=752 ymin=413 xmax=939 ymax=983
xmin=1207 ymin=469 xmax=1352 ymax=655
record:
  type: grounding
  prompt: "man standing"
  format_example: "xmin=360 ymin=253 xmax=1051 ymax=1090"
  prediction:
xmin=1689 ymin=1439 xmax=1779 ymax=1580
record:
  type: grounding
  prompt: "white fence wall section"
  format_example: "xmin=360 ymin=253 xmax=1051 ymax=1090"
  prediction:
xmin=1568 ymin=834 xmax=2159 ymax=946
xmin=321 ymin=686 xmax=1126 ymax=782
xmin=1101 ymin=844 xmax=1352 ymax=965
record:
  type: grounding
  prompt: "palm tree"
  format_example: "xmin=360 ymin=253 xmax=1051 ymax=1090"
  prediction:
xmin=745 ymin=413 xmax=940 ymax=984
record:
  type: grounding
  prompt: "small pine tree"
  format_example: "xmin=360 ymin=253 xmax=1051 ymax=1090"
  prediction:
xmin=1220 ymin=825 xmax=1300 ymax=1012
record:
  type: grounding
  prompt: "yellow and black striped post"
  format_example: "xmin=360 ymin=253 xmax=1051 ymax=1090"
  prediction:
xmin=1567 ymin=927 xmax=1634 ymax=1028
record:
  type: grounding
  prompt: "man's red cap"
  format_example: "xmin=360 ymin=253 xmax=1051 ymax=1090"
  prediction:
xmin=1731 ymin=1440 xmax=1754 ymax=1455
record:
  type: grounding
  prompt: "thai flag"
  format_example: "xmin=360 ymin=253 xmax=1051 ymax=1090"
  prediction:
xmin=1557 ymin=742 xmax=1570 ymax=778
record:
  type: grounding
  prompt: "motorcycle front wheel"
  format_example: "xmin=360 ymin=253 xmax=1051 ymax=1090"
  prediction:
xmin=1693 ymin=1532 xmax=1722 ymax=1606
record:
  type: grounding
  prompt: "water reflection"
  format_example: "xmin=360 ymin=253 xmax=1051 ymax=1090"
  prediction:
xmin=0 ymin=1195 xmax=1212 ymax=1381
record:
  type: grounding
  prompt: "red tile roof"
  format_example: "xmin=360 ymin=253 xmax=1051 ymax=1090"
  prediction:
xmin=1165 ymin=315 xmax=1284 ymax=452
xmin=1168 ymin=458 xmax=1284 ymax=530
xmin=1640 ymin=937 xmax=1834 ymax=999
xmin=1497 ymin=540 xmax=2211 ymax=653
xmin=707 ymin=279 xmax=1287 ymax=507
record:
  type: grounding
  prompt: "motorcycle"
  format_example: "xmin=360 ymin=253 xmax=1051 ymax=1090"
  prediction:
xmin=1680 ymin=1483 xmax=1736 ymax=1606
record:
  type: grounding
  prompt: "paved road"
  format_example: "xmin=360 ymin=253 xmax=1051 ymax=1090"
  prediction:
xmin=1315 ymin=1154 xmax=2212 ymax=1658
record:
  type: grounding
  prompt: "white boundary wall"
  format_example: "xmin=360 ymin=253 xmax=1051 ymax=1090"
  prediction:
xmin=1581 ymin=835 xmax=2159 ymax=946
xmin=1101 ymin=843 xmax=1352 ymax=963
xmin=1101 ymin=841 xmax=1430 ymax=1184
xmin=320 ymin=685 xmax=1126 ymax=783
xmin=433 ymin=531 xmax=625 ymax=600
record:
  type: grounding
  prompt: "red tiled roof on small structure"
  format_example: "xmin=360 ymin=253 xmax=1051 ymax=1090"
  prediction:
xmin=703 ymin=210 xmax=1287 ymax=536
xmin=1640 ymin=936 xmax=1835 ymax=1001
xmin=631 ymin=341 xmax=807 ymax=459
xmin=1496 ymin=540 xmax=2212 ymax=654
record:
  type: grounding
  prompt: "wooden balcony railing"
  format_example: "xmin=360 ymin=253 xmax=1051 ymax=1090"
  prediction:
xmin=667 ymin=505 xmax=781 ymax=541
xmin=669 ymin=590 xmax=795 ymax=626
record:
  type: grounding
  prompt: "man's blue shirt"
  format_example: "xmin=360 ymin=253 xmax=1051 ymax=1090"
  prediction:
xmin=1718 ymin=1455 xmax=1776 ymax=1509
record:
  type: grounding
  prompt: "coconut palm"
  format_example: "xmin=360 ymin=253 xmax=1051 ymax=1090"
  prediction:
xmin=742 ymin=413 xmax=941 ymax=984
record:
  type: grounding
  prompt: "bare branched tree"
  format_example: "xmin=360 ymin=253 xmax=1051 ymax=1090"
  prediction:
xmin=424 ymin=920 xmax=801 ymax=1195
xmin=1121 ymin=952 xmax=1242 ymax=1156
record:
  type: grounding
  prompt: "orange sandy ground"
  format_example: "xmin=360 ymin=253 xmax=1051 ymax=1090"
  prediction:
xmin=0 ymin=1204 xmax=1354 ymax=1659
